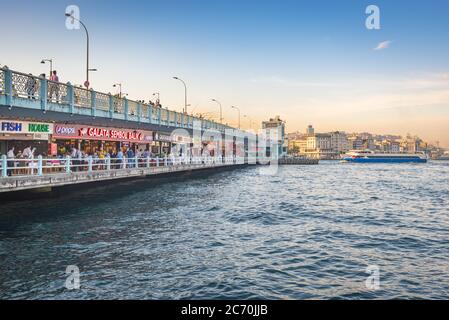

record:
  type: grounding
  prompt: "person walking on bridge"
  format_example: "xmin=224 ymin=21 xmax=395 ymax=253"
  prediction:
xmin=25 ymin=74 xmax=37 ymax=99
xmin=49 ymin=70 xmax=60 ymax=102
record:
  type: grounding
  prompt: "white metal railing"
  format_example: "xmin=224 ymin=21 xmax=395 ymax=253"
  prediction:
xmin=0 ymin=155 xmax=240 ymax=178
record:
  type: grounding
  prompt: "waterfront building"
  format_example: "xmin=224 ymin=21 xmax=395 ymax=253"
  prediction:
xmin=305 ymin=133 xmax=333 ymax=159
xmin=288 ymin=138 xmax=307 ymax=155
xmin=261 ymin=116 xmax=286 ymax=158
xmin=378 ymin=140 xmax=401 ymax=153
xmin=347 ymin=135 xmax=364 ymax=150
xmin=330 ymin=131 xmax=349 ymax=155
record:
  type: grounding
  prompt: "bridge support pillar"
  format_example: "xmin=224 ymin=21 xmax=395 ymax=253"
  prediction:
xmin=4 ymin=69 xmax=12 ymax=107
xmin=148 ymin=106 xmax=153 ymax=124
xmin=109 ymin=94 xmax=114 ymax=119
xmin=67 ymin=83 xmax=74 ymax=114
xmin=91 ymin=91 xmax=96 ymax=118
xmin=124 ymin=97 xmax=129 ymax=121
xmin=39 ymin=77 xmax=47 ymax=112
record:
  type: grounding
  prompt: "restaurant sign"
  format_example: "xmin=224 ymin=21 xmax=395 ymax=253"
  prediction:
xmin=53 ymin=124 xmax=153 ymax=142
xmin=1 ymin=120 xmax=53 ymax=134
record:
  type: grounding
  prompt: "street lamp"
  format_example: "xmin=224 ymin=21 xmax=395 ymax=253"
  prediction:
xmin=153 ymin=92 xmax=160 ymax=102
xmin=40 ymin=59 xmax=53 ymax=77
xmin=65 ymin=12 xmax=97 ymax=88
xmin=173 ymin=77 xmax=187 ymax=114
xmin=211 ymin=99 xmax=223 ymax=124
xmin=231 ymin=106 xmax=241 ymax=129
xmin=113 ymin=83 xmax=122 ymax=98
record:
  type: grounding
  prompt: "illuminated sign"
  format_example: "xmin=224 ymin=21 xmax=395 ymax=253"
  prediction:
xmin=53 ymin=124 xmax=152 ymax=142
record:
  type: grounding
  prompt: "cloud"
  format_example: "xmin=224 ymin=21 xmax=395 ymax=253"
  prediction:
xmin=374 ymin=40 xmax=393 ymax=51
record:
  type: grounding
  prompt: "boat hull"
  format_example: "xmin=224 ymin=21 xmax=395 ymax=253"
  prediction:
xmin=342 ymin=157 xmax=427 ymax=163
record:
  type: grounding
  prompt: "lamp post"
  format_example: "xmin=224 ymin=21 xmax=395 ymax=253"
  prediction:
xmin=113 ymin=83 xmax=122 ymax=98
xmin=40 ymin=59 xmax=53 ymax=78
xmin=65 ymin=12 xmax=97 ymax=88
xmin=173 ymin=77 xmax=187 ymax=114
xmin=211 ymin=99 xmax=223 ymax=124
xmin=231 ymin=106 xmax=241 ymax=129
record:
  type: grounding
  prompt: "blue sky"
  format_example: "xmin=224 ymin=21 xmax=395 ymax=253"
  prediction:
xmin=1 ymin=0 xmax=449 ymax=145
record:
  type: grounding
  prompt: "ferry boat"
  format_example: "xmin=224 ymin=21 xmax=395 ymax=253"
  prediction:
xmin=341 ymin=150 xmax=427 ymax=163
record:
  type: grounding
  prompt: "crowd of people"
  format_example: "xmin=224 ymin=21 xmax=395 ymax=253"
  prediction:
xmin=5 ymin=146 xmax=37 ymax=176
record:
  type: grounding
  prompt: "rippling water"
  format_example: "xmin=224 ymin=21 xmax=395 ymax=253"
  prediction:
xmin=0 ymin=161 xmax=448 ymax=299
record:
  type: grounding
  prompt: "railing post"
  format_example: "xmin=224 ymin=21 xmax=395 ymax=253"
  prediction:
xmin=66 ymin=156 xmax=71 ymax=173
xmin=137 ymin=102 xmax=142 ymax=123
xmin=124 ymin=97 xmax=129 ymax=121
xmin=174 ymin=112 xmax=178 ymax=127
xmin=146 ymin=156 xmax=150 ymax=168
xmin=39 ymin=76 xmax=47 ymax=112
xmin=1 ymin=155 xmax=7 ymax=178
xmin=123 ymin=157 xmax=127 ymax=169
xmin=148 ymin=105 xmax=153 ymax=124
xmin=67 ymin=82 xmax=74 ymax=114
xmin=180 ymin=113 xmax=184 ymax=128
xmin=91 ymin=90 xmax=96 ymax=118
xmin=156 ymin=157 xmax=160 ymax=167
xmin=166 ymin=110 xmax=170 ymax=125
xmin=158 ymin=108 xmax=162 ymax=125
xmin=37 ymin=155 xmax=43 ymax=176
xmin=134 ymin=156 xmax=138 ymax=168
xmin=106 ymin=156 xmax=111 ymax=171
xmin=109 ymin=94 xmax=114 ymax=119
xmin=88 ymin=156 xmax=93 ymax=172
xmin=4 ymin=69 xmax=12 ymax=107
xmin=164 ymin=156 xmax=168 ymax=167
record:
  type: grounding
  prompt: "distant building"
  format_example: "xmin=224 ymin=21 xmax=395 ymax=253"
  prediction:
xmin=330 ymin=131 xmax=349 ymax=154
xmin=261 ymin=116 xmax=286 ymax=158
xmin=348 ymin=135 xmax=364 ymax=150
xmin=306 ymin=125 xmax=315 ymax=136
xmin=305 ymin=133 xmax=333 ymax=159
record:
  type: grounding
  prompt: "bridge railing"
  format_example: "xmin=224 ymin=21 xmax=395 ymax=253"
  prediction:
xmin=0 ymin=67 xmax=235 ymax=133
xmin=11 ymin=71 xmax=42 ymax=100
xmin=0 ymin=155 xmax=240 ymax=178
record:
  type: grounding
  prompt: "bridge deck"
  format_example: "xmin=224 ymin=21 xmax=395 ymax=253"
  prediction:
xmin=0 ymin=161 xmax=244 ymax=193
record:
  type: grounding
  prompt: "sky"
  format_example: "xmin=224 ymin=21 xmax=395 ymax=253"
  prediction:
xmin=1 ymin=0 xmax=448 ymax=146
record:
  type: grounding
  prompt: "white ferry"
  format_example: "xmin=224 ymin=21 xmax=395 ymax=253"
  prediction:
xmin=341 ymin=150 xmax=427 ymax=163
